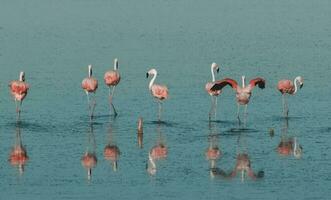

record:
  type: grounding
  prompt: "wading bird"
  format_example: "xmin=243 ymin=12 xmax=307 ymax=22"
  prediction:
xmin=277 ymin=76 xmax=304 ymax=117
xmin=9 ymin=71 xmax=29 ymax=120
xmin=205 ymin=63 xmax=221 ymax=120
xmin=211 ymin=76 xmax=265 ymax=124
xmin=104 ymin=58 xmax=121 ymax=116
xmin=146 ymin=68 xmax=169 ymax=121
xmin=82 ymin=65 xmax=98 ymax=119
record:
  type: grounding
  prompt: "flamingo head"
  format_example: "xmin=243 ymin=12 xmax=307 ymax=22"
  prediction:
xmin=87 ymin=168 xmax=92 ymax=179
xmin=296 ymin=76 xmax=304 ymax=89
xmin=88 ymin=65 xmax=93 ymax=77
xmin=211 ymin=62 xmax=219 ymax=73
xmin=114 ymin=58 xmax=119 ymax=70
xmin=146 ymin=68 xmax=157 ymax=78
xmin=19 ymin=71 xmax=25 ymax=82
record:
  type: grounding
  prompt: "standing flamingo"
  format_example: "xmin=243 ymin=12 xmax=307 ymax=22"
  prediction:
xmin=82 ymin=65 xmax=98 ymax=120
xmin=211 ymin=76 xmax=265 ymax=124
xmin=205 ymin=63 xmax=221 ymax=120
xmin=9 ymin=71 xmax=29 ymax=120
xmin=104 ymin=58 xmax=121 ymax=116
xmin=277 ymin=76 xmax=304 ymax=117
xmin=146 ymin=68 xmax=169 ymax=121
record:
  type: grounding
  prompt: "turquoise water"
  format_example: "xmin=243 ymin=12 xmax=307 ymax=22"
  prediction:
xmin=0 ymin=0 xmax=330 ymax=199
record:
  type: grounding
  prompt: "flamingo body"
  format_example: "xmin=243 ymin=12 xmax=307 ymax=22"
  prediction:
xmin=104 ymin=71 xmax=120 ymax=86
xmin=82 ymin=78 xmax=98 ymax=93
xmin=81 ymin=152 xmax=97 ymax=169
xmin=206 ymin=147 xmax=221 ymax=160
xmin=277 ymin=80 xmax=295 ymax=94
xmin=205 ymin=82 xmax=221 ymax=96
xmin=151 ymin=84 xmax=169 ymax=100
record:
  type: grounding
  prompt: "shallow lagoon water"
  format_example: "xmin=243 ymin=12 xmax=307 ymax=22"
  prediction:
xmin=0 ymin=0 xmax=330 ymax=199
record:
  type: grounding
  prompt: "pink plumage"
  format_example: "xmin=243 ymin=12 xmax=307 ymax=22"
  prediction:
xmin=151 ymin=84 xmax=169 ymax=100
xmin=82 ymin=78 xmax=98 ymax=93
xmin=277 ymin=80 xmax=295 ymax=94
xmin=104 ymin=71 xmax=120 ymax=86
xmin=9 ymin=81 xmax=29 ymax=101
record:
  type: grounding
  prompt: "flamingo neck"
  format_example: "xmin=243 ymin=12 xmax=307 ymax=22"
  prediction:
xmin=148 ymin=153 xmax=156 ymax=169
xmin=241 ymin=76 xmax=246 ymax=88
xmin=114 ymin=59 xmax=119 ymax=70
xmin=149 ymin=72 xmax=157 ymax=90
xmin=293 ymin=77 xmax=299 ymax=94
xmin=88 ymin=65 xmax=92 ymax=78
xmin=19 ymin=72 xmax=24 ymax=82
xmin=88 ymin=168 xmax=91 ymax=178
xmin=211 ymin=66 xmax=216 ymax=82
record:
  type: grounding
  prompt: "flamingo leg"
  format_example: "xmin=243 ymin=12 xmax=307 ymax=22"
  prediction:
xmin=214 ymin=97 xmax=218 ymax=120
xmin=282 ymin=94 xmax=285 ymax=117
xmin=158 ymin=101 xmax=162 ymax=121
xmin=244 ymin=104 xmax=248 ymax=127
xmin=108 ymin=86 xmax=118 ymax=117
xmin=86 ymin=92 xmax=93 ymax=120
xmin=209 ymin=96 xmax=215 ymax=121
xmin=285 ymin=95 xmax=289 ymax=117
xmin=237 ymin=104 xmax=241 ymax=125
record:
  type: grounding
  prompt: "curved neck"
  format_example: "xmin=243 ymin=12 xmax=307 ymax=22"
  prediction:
xmin=114 ymin=59 xmax=118 ymax=70
xmin=149 ymin=72 xmax=157 ymax=89
xmin=211 ymin=66 xmax=216 ymax=82
xmin=19 ymin=72 xmax=24 ymax=81
xmin=293 ymin=77 xmax=299 ymax=94
xmin=88 ymin=65 xmax=92 ymax=78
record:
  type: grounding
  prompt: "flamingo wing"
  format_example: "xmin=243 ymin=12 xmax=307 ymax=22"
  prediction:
xmin=210 ymin=78 xmax=238 ymax=91
xmin=249 ymin=77 xmax=265 ymax=89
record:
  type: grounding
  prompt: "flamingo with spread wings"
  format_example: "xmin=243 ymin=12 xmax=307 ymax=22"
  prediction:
xmin=211 ymin=76 xmax=265 ymax=123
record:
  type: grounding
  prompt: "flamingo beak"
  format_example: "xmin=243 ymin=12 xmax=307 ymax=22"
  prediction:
xmin=216 ymin=68 xmax=219 ymax=73
xmin=146 ymin=73 xmax=149 ymax=78
xmin=300 ymin=83 xmax=303 ymax=89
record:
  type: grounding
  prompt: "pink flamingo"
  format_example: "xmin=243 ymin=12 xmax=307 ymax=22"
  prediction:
xmin=104 ymin=58 xmax=121 ymax=116
xmin=82 ymin=65 xmax=98 ymax=119
xmin=211 ymin=76 xmax=265 ymax=123
xmin=9 ymin=71 xmax=29 ymax=119
xmin=147 ymin=144 xmax=168 ymax=175
xmin=205 ymin=63 xmax=221 ymax=120
xmin=277 ymin=76 xmax=303 ymax=117
xmin=146 ymin=68 xmax=169 ymax=121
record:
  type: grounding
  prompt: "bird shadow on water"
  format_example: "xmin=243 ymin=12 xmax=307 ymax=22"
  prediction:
xmin=145 ymin=120 xmax=178 ymax=128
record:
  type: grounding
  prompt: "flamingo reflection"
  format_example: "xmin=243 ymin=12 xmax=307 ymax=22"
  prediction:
xmin=277 ymin=118 xmax=303 ymax=159
xmin=147 ymin=125 xmax=168 ymax=175
xmin=9 ymin=124 xmax=29 ymax=174
xmin=81 ymin=124 xmax=97 ymax=180
xmin=205 ymin=122 xmax=223 ymax=178
xmin=137 ymin=117 xmax=143 ymax=148
xmin=226 ymin=133 xmax=264 ymax=182
xmin=104 ymin=122 xmax=120 ymax=171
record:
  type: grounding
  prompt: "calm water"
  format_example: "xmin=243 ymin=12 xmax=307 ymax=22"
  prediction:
xmin=0 ymin=0 xmax=330 ymax=199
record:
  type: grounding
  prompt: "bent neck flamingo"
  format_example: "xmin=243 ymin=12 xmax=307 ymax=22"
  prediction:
xmin=205 ymin=63 xmax=221 ymax=120
xmin=211 ymin=76 xmax=265 ymax=124
xmin=82 ymin=65 xmax=98 ymax=120
xmin=277 ymin=76 xmax=303 ymax=117
xmin=104 ymin=58 xmax=121 ymax=116
xmin=9 ymin=71 xmax=30 ymax=120
xmin=146 ymin=68 xmax=169 ymax=121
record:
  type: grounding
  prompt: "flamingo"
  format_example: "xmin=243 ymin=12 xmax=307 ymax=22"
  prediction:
xmin=277 ymin=76 xmax=304 ymax=117
xmin=205 ymin=63 xmax=221 ymax=120
xmin=82 ymin=65 xmax=98 ymax=120
xmin=146 ymin=68 xmax=169 ymax=121
xmin=104 ymin=58 xmax=121 ymax=116
xmin=9 ymin=126 xmax=28 ymax=174
xmin=211 ymin=76 xmax=265 ymax=124
xmin=9 ymin=71 xmax=29 ymax=120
